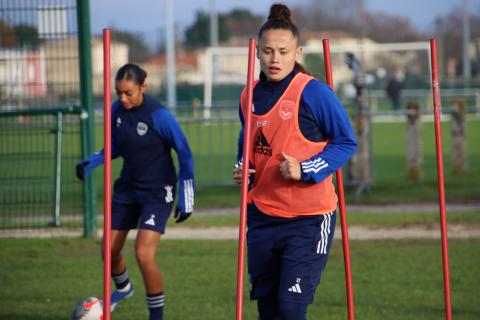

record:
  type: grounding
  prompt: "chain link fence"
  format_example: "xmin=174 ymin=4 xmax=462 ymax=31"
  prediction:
xmin=0 ymin=0 xmax=86 ymax=232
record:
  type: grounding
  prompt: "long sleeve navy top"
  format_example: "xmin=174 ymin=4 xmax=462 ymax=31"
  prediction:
xmin=82 ymin=94 xmax=194 ymax=213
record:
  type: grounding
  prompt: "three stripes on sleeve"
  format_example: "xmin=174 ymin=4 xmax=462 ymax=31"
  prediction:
xmin=182 ymin=179 xmax=194 ymax=213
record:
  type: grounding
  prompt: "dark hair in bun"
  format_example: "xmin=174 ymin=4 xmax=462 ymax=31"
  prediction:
xmin=267 ymin=3 xmax=291 ymax=22
xmin=259 ymin=4 xmax=299 ymax=41
xmin=258 ymin=4 xmax=310 ymax=75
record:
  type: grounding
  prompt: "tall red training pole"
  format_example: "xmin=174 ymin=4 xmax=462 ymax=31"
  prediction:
xmin=103 ymin=28 xmax=112 ymax=320
xmin=430 ymin=39 xmax=452 ymax=320
xmin=236 ymin=38 xmax=256 ymax=320
xmin=322 ymin=39 xmax=355 ymax=320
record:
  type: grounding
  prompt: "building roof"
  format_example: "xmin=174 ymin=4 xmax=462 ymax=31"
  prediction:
xmin=146 ymin=51 xmax=198 ymax=67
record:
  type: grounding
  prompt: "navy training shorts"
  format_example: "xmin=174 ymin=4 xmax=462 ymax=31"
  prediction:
xmin=247 ymin=203 xmax=336 ymax=305
xmin=111 ymin=181 xmax=176 ymax=234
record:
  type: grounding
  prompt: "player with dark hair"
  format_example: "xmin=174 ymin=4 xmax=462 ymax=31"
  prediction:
xmin=386 ymin=68 xmax=404 ymax=110
xmin=76 ymin=63 xmax=194 ymax=320
xmin=233 ymin=4 xmax=357 ymax=319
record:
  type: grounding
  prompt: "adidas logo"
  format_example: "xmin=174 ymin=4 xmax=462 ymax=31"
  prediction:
xmin=253 ymin=130 xmax=272 ymax=156
xmin=145 ymin=214 xmax=156 ymax=226
xmin=288 ymin=283 xmax=302 ymax=294
xmin=254 ymin=130 xmax=269 ymax=147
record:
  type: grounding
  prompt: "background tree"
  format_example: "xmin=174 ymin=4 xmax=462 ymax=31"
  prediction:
xmin=435 ymin=5 xmax=480 ymax=76
xmin=292 ymin=0 xmax=423 ymax=42
xmin=292 ymin=0 xmax=361 ymax=36
xmin=184 ymin=8 xmax=262 ymax=50
xmin=184 ymin=10 xmax=229 ymax=50
xmin=110 ymin=29 xmax=151 ymax=63
xmin=224 ymin=9 xmax=263 ymax=39
xmin=0 ymin=20 xmax=16 ymax=47
xmin=14 ymin=24 xmax=42 ymax=49
xmin=363 ymin=12 xmax=423 ymax=43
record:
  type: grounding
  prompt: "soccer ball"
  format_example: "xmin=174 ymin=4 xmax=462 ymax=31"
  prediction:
xmin=71 ymin=296 xmax=104 ymax=320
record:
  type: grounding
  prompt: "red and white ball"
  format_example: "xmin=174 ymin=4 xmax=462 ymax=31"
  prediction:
xmin=71 ymin=296 xmax=103 ymax=320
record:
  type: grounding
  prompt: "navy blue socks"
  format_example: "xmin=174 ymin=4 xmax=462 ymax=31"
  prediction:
xmin=147 ymin=291 xmax=164 ymax=320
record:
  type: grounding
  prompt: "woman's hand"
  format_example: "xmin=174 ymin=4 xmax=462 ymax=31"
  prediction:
xmin=233 ymin=163 xmax=256 ymax=185
xmin=280 ymin=152 xmax=301 ymax=181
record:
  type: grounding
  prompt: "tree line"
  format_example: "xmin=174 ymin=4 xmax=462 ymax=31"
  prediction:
xmin=0 ymin=0 xmax=478 ymax=76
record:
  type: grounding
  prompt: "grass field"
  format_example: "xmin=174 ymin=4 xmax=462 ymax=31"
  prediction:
xmin=1 ymin=116 xmax=479 ymax=212
xmin=0 ymin=237 xmax=479 ymax=320
xmin=364 ymin=118 xmax=480 ymax=204
xmin=2 ymin=115 xmax=479 ymax=317
xmin=1 ymin=116 xmax=478 ymax=229
xmin=90 ymin=117 xmax=480 ymax=209
xmin=170 ymin=210 xmax=480 ymax=228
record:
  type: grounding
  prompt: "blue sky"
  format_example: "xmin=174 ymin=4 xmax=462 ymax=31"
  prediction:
xmin=90 ymin=0 xmax=469 ymax=36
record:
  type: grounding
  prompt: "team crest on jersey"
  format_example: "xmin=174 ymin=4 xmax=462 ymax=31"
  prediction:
xmin=137 ymin=122 xmax=148 ymax=136
xmin=116 ymin=117 xmax=122 ymax=127
xmin=279 ymin=100 xmax=295 ymax=120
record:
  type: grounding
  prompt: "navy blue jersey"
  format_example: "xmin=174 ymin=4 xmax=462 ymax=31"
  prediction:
xmin=83 ymin=94 xmax=194 ymax=213
xmin=237 ymin=70 xmax=356 ymax=184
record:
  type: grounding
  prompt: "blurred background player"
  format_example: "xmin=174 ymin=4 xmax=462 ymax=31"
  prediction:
xmin=76 ymin=63 xmax=194 ymax=320
xmin=233 ymin=4 xmax=356 ymax=319
xmin=386 ymin=67 xmax=405 ymax=110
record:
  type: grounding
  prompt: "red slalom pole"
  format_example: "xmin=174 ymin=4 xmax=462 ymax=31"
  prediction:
xmin=430 ymin=39 xmax=452 ymax=320
xmin=102 ymin=28 xmax=112 ymax=320
xmin=322 ymin=39 xmax=355 ymax=320
xmin=235 ymin=38 xmax=256 ymax=320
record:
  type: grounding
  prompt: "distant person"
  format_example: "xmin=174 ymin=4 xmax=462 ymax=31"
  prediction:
xmin=232 ymin=4 xmax=356 ymax=319
xmin=76 ymin=63 xmax=194 ymax=320
xmin=386 ymin=68 xmax=404 ymax=111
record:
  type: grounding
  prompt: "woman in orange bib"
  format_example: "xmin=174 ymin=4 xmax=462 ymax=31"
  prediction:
xmin=232 ymin=4 xmax=357 ymax=319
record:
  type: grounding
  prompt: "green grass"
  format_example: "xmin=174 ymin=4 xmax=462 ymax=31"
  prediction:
xmin=1 ymin=117 xmax=479 ymax=221
xmin=5 ymin=209 xmax=476 ymax=230
xmin=168 ymin=211 xmax=480 ymax=229
xmin=361 ymin=118 xmax=480 ymax=204
xmin=195 ymin=185 xmax=241 ymax=208
xmin=0 ymin=238 xmax=478 ymax=319
xmin=88 ymin=118 xmax=480 ymax=210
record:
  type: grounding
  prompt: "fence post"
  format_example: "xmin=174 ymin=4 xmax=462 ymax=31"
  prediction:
xmin=52 ymin=112 xmax=63 ymax=227
xmin=348 ymin=86 xmax=371 ymax=201
xmin=77 ymin=0 xmax=97 ymax=237
xmin=369 ymin=94 xmax=378 ymax=113
xmin=451 ymin=100 xmax=467 ymax=174
xmin=406 ymin=101 xmax=422 ymax=180
xmin=426 ymin=91 xmax=432 ymax=110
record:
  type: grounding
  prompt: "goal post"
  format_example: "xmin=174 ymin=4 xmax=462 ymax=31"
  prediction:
xmin=203 ymin=41 xmax=432 ymax=111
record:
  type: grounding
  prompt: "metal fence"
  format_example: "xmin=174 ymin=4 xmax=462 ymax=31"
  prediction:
xmin=0 ymin=107 xmax=84 ymax=229
xmin=365 ymin=88 xmax=480 ymax=113
xmin=1 ymin=0 xmax=478 ymax=235
xmin=0 ymin=0 xmax=89 ymax=233
xmin=2 ymin=103 xmax=478 ymax=233
xmin=0 ymin=106 xmax=242 ymax=233
xmin=177 ymin=109 xmax=240 ymax=187
xmin=91 ymin=106 xmax=241 ymax=189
